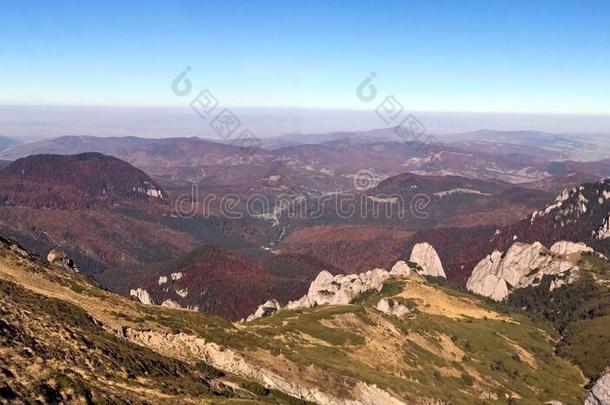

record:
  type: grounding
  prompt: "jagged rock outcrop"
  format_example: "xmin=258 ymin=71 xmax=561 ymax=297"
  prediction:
xmin=376 ymin=298 xmax=410 ymax=317
xmin=598 ymin=216 xmax=610 ymax=240
xmin=47 ymin=249 xmax=78 ymax=272
xmin=466 ymin=241 xmax=591 ymax=301
xmin=389 ymin=260 xmax=412 ymax=277
xmin=286 ymin=268 xmax=391 ymax=310
xmin=246 ymin=258 xmax=423 ymax=320
xmin=585 ymin=372 xmax=610 ymax=405
xmin=409 ymin=243 xmax=446 ymax=278
xmin=549 ymin=241 xmax=593 ymax=256
xmin=246 ymin=299 xmax=281 ymax=322
xmin=130 ymin=288 xmax=154 ymax=305
xmin=175 ymin=288 xmax=188 ymax=298
xmin=466 ymin=255 xmax=509 ymax=301
xmin=161 ymin=299 xmax=182 ymax=309
xmin=10 ymin=243 xmax=30 ymax=258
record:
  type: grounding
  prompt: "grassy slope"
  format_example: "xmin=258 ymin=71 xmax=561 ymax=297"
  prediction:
xmin=0 ymin=238 xmax=589 ymax=404
xmin=0 ymin=242 xmax=306 ymax=404
xmin=0 ymin=279 xmax=232 ymax=404
xmin=506 ymin=253 xmax=610 ymax=381
xmin=245 ymin=277 xmax=586 ymax=403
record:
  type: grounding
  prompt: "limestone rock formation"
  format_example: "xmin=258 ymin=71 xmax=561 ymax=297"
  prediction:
xmin=389 ymin=260 xmax=412 ymax=277
xmin=247 ymin=259 xmax=419 ymax=321
xmin=466 ymin=241 xmax=590 ymax=301
xmin=585 ymin=372 xmax=610 ymax=405
xmin=47 ymin=248 xmax=78 ymax=272
xmin=376 ymin=298 xmax=410 ymax=317
xmin=549 ymin=241 xmax=593 ymax=256
xmin=245 ymin=299 xmax=281 ymax=322
xmin=409 ymin=242 xmax=446 ymax=278
xmin=161 ymin=299 xmax=182 ymax=309
xmin=468 ymin=271 xmax=509 ymax=302
xmin=130 ymin=288 xmax=154 ymax=305
xmin=286 ymin=268 xmax=391 ymax=310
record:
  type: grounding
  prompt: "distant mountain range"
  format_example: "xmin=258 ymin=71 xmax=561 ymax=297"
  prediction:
xmin=0 ymin=132 xmax=608 ymax=314
xmin=0 ymin=148 xmax=605 ymax=318
xmin=3 ymin=131 xmax=610 ymax=193
xmin=0 ymin=128 xmax=609 ymax=402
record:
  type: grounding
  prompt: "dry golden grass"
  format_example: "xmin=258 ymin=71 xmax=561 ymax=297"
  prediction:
xmin=396 ymin=277 xmax=509 ymax=321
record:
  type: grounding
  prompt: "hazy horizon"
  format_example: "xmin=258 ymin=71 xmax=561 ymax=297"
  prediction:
xmin=3 ymin=2 xmax=609 ymax=142
xmin=2 ymin=105 xmax=610 ymax=142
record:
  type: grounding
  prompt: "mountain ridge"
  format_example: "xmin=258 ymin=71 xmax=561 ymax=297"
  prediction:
xmin=0 ymin=152 xmax=167 ymax=208
xmin=0 ymin=233 xmax=596 ymax=403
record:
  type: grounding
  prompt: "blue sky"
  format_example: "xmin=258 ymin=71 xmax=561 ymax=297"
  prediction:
xmin=1 ymin=0 xmax=609 ymax=113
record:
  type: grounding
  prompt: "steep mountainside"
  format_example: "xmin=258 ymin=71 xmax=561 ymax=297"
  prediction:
xmin=280 ymin=225 xmax=415 ymax=274
xmin=0 ymin=235 xmax=592 ymax=404
xmin=0 ymin=153 xmax=196 ymax=273
xmin=111 ymin=246 xmax=323 ymax=320
xmin=491 ymin=178 xmax=610 ymax=258
xmin=0 ymin=152 xmax=332 ymax=320
xmin=278 ymin=173 xmax=554 ymax=274
xmin=0 ymin=153 xmax=166 ymax=208
xmin=504 ymin=252 xmax=610 ymax=381
xmin=403 ymin=178 xmax=610 ymax=283
xmin=0 ymin=236 xmax=304 ymax=404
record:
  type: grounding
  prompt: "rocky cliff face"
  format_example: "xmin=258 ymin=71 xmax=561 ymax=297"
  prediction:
xmin=585 ymin=372 xmax=610 ymax=405
xmin=409 ymin=242 xmax=446 ymax=278
xmin=519 ymin=179 xmax=610 ymax=256
xmin=389 ymin=260 xmax=413 ymax=277
xmin=129 ymin=288 xmax=154 ymax=305
xmin=466 ymin=241 xmax=591 ymax=301
xmin=245 ymin=242 xmax=446 ymax=321
xmin=549 ymin=240 xmax=594 ymax=256
xmin=530 ymin=182 xmax=610 ymax=232
xmin=47 ymin=248 xmax=78 ymax=272
xmin=245 ymin=299 xmax=281 ymax=322
xmin=375 ymin=298 xmax=411 ymax=317
xmin=285 ymin=267 xmax=392 ymax=310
